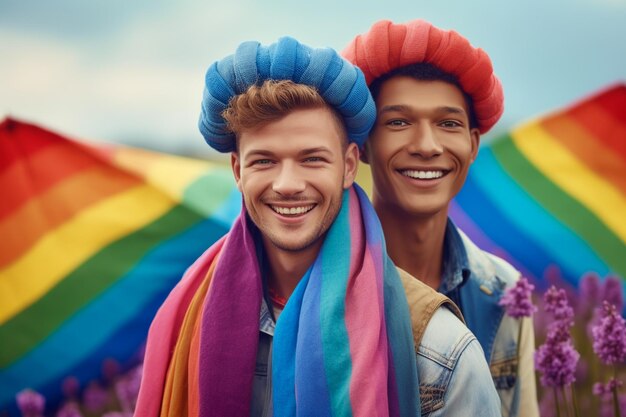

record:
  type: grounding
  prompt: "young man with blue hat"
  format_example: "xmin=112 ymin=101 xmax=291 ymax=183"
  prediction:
xmin=343 ymin=19 xmax=540 ymax=417
xmin=135 ymin=36 xmax=499 ymax=417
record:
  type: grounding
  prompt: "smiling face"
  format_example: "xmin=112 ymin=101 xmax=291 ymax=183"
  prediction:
xmin=231 ymin=107 xmax=358 ymax=254
xmin=364 ymin=77 xmax=480 ymax=218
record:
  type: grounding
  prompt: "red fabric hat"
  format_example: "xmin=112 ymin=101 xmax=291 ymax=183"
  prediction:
xmin=342 ymin=19 xmax=504 ymax=133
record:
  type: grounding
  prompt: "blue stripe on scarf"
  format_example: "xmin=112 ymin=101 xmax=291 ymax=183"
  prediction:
xmin=272 ymin=269 xmax=311 ymax=417
xmin=320 ymin=190 xmax=354 ymax=416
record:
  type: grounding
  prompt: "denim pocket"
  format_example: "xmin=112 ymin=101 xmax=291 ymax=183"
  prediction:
xmin=491 ymin=357 xmax=518 ymax=390
xmin=419 ymin=384 xmax=446 ymax=415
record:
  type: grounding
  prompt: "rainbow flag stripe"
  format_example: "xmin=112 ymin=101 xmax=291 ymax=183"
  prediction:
xmin=0 ymin=118 xmax=241 ymax=413
xmin=451 ymin=84 xmax=626 ymax=294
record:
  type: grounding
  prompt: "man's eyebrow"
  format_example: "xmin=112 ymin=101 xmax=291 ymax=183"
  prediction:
xmin=299 ymin=146 xmax=332 ymax=156
xmin=378 ymin=104 xmax=468 ymax=116
xmin=378 ymin=104 xmax=412 ymax=115
xmin=438 ymin=106 xmax=467 ymax=116
xmin=243 ymin=147 xmax=333 ymax=159
xmin=243 ymin=149 xmax=275 ymax=159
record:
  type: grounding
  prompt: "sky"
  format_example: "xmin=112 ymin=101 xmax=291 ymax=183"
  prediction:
xmin=1 ymin=0 xmax=625 ymax=158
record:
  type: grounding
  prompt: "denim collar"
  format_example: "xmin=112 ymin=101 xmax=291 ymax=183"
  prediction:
xmin=259 ymin=300 xmax=276 ymax=336
xmin=250 ymin=217 xmax=278 ymax=337
xmin=439 ymin=218 xmax=471 ymax=295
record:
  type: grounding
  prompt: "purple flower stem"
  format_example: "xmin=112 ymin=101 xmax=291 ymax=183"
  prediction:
xmin=517 ymin=319 xmax=523 ymax=359
xmin=555 ymin=387 xmax=562 ymax=417
xmin=516 ymin=319 xmax=523 ymax=381
xmin=614 ymin=367 xmax=623 ymax=417
xmin=570 ymin=384 xmax=580 ymax=417
xmin=561 ymin=386 xmax=573 ymax=417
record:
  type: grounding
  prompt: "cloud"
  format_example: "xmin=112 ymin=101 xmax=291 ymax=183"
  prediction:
xmin=0 ymin=3 xmax=258 ymax=156
xmin=1 ymin=0 xmax=625 ymax=157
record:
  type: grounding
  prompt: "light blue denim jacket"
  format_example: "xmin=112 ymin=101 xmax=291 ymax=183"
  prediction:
xmin=251 ymin=293 xmax=501 ymax=416
xmin=441 ymin=219 xmax=539 ymax=417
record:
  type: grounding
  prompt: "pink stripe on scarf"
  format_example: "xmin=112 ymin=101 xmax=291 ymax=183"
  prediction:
xmin=135 ymin=237 xmax=226 ymax=417
xmin=344 ymin=192 xmax=390 ymax=416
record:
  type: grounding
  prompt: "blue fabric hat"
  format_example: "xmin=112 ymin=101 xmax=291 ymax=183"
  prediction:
xmin=198 ymin=37 xmax=376 ymax=153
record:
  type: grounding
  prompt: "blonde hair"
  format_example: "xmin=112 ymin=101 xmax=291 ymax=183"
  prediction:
xmin=222 ymin=80 xmax=347 ymax=147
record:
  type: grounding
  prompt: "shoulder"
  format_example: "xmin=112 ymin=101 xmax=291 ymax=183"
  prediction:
xmin=418 ymin=307 xmax=475 ymax=368
xmin=395 ymin=266 xmax=475 ymax=368
xmin=396 ymin=266 xmax=464 ymax=346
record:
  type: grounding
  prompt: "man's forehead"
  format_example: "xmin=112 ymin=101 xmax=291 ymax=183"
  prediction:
xmin=237 ymin=108 xmax=346 ymax=155
xmin=242 ymin=145 xmax=335 ymax=157
xmin=376 ymin=78 xmax=470 ymax=115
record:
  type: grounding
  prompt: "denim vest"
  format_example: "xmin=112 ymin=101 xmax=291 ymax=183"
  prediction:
xmin=250 ymin=278 xmax=501 ymax=416
xmin=441 ymin=220 xmax=538 ymax=417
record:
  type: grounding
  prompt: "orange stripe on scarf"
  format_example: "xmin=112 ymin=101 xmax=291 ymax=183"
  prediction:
xmin=160 ymin=253 xmax=220 ymax=417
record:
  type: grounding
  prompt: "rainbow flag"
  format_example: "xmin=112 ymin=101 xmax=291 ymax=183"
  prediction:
xmin=2 ymin=82 xmax=624 ymax=413
xmin=0 ymin=118 xmax=241 ymax=414
xmin=450 ymin=84 xmax=626 ymax=295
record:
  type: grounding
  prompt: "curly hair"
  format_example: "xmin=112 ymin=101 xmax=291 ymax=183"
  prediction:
xmin=222 ymin=80 xmax=347 ymax=149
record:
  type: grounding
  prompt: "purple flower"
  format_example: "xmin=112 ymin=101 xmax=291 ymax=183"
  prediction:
xmin=579 ymin=272 xmax=601 ymax=314
xmin=55 ymin=402 xmax=83 ymax=417
xmin=592 ymin=301 xmax=626 ymax=365
xmin=545 ymin=322 xmax=572 ymax=344
xmin=499 ymin=277 xmax=538 ymax=318
xmin=62 ymin=376 xmax=80 ymax=399
xmin=543 ymin=286 xmax=574 ymax=323
xmin=601 ymin=274 xmax=624 ymax=312
xmin=535 ymin=284 xmax=581 ymax=390
xmin=534 ymin=338 xmax=580 ymax=387
xmin=82 ymin=382 xmax=109 ymax=412
xmin=593 ymin=382 xmax=609 ymax=396
xmin=15 ymin=389 xmax=45 ymax=416
xmin=113 ymin=364 xmax=142 ymax=412
xmin=593 ymin=378 xmax=623 ymax=398
xmin=102 ymin=358 xmax=121 ymax=382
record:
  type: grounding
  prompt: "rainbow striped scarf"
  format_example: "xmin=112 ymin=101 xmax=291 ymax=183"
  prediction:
xmin=135 ymin=185 xmax=420 ymax=417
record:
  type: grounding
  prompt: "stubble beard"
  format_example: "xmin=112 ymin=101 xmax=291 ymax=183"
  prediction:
xmin=248 ymin=186 xmax=344 ymax=253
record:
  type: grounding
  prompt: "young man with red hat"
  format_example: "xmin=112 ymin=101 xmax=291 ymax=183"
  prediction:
xmin=344 ymin=19 xmax=539 ymax=417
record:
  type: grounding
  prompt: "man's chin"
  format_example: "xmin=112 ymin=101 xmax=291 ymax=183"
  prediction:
xmin=398 ymin=199 xmax=449 ymax=218
xmin=269 ymin=235 xmax=321 ymax=253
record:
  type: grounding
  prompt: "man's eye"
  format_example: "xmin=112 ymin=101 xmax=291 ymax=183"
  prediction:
xmin=440 ymin=120 xmax=462 ymax=128
xmin=253 ymin=159 xmax=272 ymax=165
xmin=386 ymin=119 xmax=409 ymax=127
xmin=304 ymin=156 xmax=323 ymax=163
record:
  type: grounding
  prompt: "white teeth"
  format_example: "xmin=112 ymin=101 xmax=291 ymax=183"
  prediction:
xmin=271 ymin=205 xmax=314 ymax=215
xmin=401 ymin=170 xmax=444 ymax=179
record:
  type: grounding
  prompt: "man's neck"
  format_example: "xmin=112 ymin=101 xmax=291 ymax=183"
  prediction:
xmin=262 ymin=238 xmax=322 ymax=300
xmin=375 ymin=202 xmax=449 ymax=290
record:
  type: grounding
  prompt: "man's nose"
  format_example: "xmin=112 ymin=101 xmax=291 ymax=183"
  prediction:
xmin=406 ymin=125 xmax=444 ymax=159
xmin=272 ymin=162 xmax=306 ymax=195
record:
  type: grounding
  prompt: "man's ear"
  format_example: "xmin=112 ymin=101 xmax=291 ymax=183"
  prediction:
xmin=469 ymin=128 xmax=481 ymax=163
xmin=230 ymin=152 xmax=243 ymax=192
xmin=343 ymin=142 xmax=360 ymax=189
